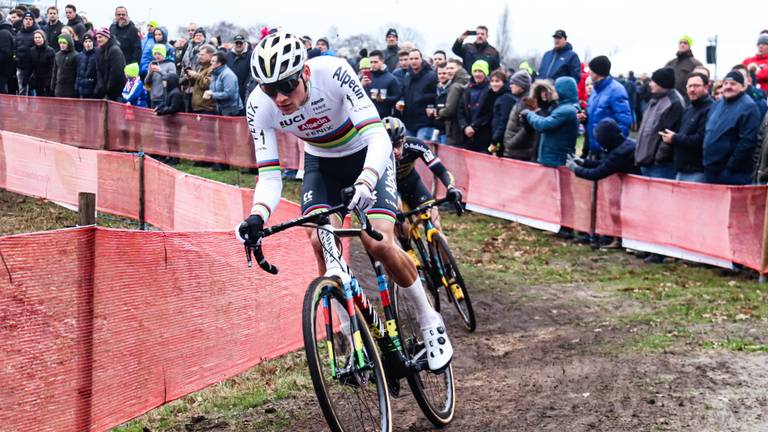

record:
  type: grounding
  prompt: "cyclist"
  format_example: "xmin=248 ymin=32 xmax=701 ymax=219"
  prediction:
xmin=237 ymin=31 xmax=452 ymax=371
xmin=382 ymin=116 xmax=462 ymax=233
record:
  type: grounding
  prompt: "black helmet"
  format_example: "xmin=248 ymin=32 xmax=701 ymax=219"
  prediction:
xmin=382 ymin=116 xmax=405 ymax=145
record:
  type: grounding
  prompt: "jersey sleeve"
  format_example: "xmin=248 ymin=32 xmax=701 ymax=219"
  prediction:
xmin=412 ymin=139 xmax=454 ymax=188
xmin=334 ymin=59 xmax=392 ymax=190
xmin=246 ymin=97 xmax=283 ymax=223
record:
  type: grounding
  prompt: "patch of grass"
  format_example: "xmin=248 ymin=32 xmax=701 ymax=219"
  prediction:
xmin=700 ymin=339 xmax=768 ymax=353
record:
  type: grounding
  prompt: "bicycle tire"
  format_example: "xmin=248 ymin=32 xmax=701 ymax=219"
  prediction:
xmin=303 ymin=277 xmax=392 ymax=432
xmin=432 ymin=233 xmax=476 ymax=332
xmin=391 ymin=284 xmax=456 ymax=427
xmin=411 ymin=236 xmax=440 ymax=312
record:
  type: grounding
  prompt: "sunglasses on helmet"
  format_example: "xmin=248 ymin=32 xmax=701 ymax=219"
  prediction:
xmin=260 ymin=71 xmax=303 ymax=98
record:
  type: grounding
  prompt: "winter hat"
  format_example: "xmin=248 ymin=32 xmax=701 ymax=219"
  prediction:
xmin=57 ymin=36 xmax=69 ymax=46
xmin=124 ymin=63 xmax=139 ymax=78
xmin=679 ymin=35 xmax=693 ymax=46
xmin=386 ymin=28 xmax=398 ymax=38
xmin=758 ymin=34 xmax=768 ymax=46
xmin=317 ymin=37 xmax=330 ymax=47
xmin=724 ymin=70 xmax=745 ymax=86
xmin=594 ymin=118 xmax=625 ymax=150
xmin=96 ymin=27 xmax=111 ymax=39
xmin=588 ymin=55 xmax=611 ymax=77
xmin=471 ymin=59 xmax=489 ymax=76
xmin=651 ymin=67 xmax=676 ymax=90
xmin=22 ymin=11 xmax=34 ymax=20
xmin=359 ymin=57 xmax=371 ymax=69
xmin=147 ymin=20 xmax=159 ymax=29
xmin=82 ymin=33 xmax=94 ymax=44
xmin=194 ymin=28 xmax=206 ymax=38
xmin=152 ymin=44 xmax=167 ymax=58
xmin=509 ymin=70 xmax=532 ymax=92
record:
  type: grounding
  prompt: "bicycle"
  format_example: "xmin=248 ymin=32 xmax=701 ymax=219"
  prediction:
xmin=396 ymin=196 xmax=476 ymax=332
xmin=242 ymin=188 xmax=456 ymax=432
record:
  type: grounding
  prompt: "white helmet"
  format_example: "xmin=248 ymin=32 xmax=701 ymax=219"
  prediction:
xmin=251 ymin=31 xmax=306 ymax=84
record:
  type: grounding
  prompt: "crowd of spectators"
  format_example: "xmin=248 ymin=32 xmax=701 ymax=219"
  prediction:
xmin=2 ymin=5 xmax=768 ymax=190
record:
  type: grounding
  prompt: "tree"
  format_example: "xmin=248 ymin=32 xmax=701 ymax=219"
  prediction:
xmin=496 ymin=5 xmax=513 ymax=68
xmin=174 ymin=21 xmax=267 ymax=44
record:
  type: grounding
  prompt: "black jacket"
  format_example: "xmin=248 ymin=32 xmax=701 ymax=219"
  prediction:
xmin=672 ymin=95 xmax=713 ymax=173
xmin=225 ymin=47 xmax=253 ymax=104
xmin=43 ymin=20 xmax=63 ymax=52
xmin=66 ymin=15 xmax=87 ymax=39
xmin=575 ymin=139 xmax=640 ymax=180
xmin=458 ymin=79 xmax=494 ymax=152
xmin=491 ymin=86 xmax=516 ymax=144
xmin=156 ymin=74 xmax=185 ymax=115
xmin=383 ymin=45 xmax=400 ymax=72
xmin=52 ymin=33 xmax=78 ymax=97
xmin=109 ymin=20 xmax=142 ymax=64
xmin=451 ymin=39 xmax=501 ymax=72
xmin=368 ymin=67 xmax=401 ymax=119
xmin=76 ymin=49 xmax=98 ymax=98
xmin=15 ymin=24 xmax=41 ymax=70
xmin=28 ymin=44 xmax=55 ymax=95
xmin=0 ymin=22 xmax=14 ymax=79
xmin=95 ymin=38 xmax=127 ymax=101
xmin=401 ymin=61 xmax=437 ymax=131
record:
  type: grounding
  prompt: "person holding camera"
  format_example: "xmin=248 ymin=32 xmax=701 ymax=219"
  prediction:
xmin=452 ymin=26 xmax=500 ymax=73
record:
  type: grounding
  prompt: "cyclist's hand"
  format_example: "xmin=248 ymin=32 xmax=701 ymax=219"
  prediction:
xmin=236 ymin=214 xmax=264 ymax=244
xmin=447 ymin=186 xmax=463 ymax=204
xmin=347 ymin=182 xmax=376 ymax=213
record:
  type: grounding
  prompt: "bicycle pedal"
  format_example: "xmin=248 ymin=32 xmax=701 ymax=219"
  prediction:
xmin=450 ymin=283 xmax=464 ymax=301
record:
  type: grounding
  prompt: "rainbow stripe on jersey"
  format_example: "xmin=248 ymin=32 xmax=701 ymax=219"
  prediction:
xmin=302 ymin=117 xmax=383 ymax=149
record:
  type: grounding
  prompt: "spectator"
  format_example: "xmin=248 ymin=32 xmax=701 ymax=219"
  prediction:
xmin=207 ymin=51 xmax=243 ymax=116
xmin=8 ymin=9 xmax=23 ymax=34
xmin=300 ymin=35 xmax=312 ymax=51
xmin=732 ymin=64 xmax=768 ymax=119
xmin=754 ymin=111 xmax=768 ymax=183
xmin=42 ymin=6 xmax=63 ymax=52
xmin=225 ymin=35 xmax=252 ymax=106
xmin=0 ymin=13 xmax=14 ymax=94
xmin=437 ymin=59 xmax=469 ymax=146
xmin=392 ymin=50 xmax=410 ymax=85
xmin=538 ymin=30 xmax=581 ymax=83
xmin=177 ymin=23 xmax=198 ymax=67
xmin=452 ymin=25 xmax=501 ymax=72
xmin=365 ymin=50 xmax=401 ymax=119
xmin=502 ymin=70 xmax=537 ymax=160
xmin=383 ymin=28 xmax=400 ymax=71
xmin=433 ymin=64 xmax=451 ymax=143
xmin=141 ymin=27 xmax=174 ymax=76
xmin=146 ymin=44 xmax=176 ymax=108
xmin=28 ymin=30 xmax=55 ymax=96
xmin=524 ymin=76 xmax=580 ymax=167
xmin=75 ymin=33 xmax=98 ymax=98
xmin=139 ymin=21 xmax=159 ymax=73
xmin=121 ymin=62 xmax=148 ymax=107
xmin=315 ymin=37 xmax=335 ymax=56
xmin=742 ymin=33 xmax=768 ymax=91
xmin=490 ymin=69 xmax=515 ymax=154
xmin=432 ymin=50 xmax=447 ymax=68
xmin=636 ymin=72 xmax=651 ymax=125
xmin=703 ymin=71 xmax=761 ymax=185
xmin=185 ymin=44 xmax=217 ymax=115
xmin=63 ymin=4 xmax=86 ymax=39
xmin=585 ymin=55 xmax=633 ymax=157
xmin=635 ymin=67 xmax=684 ymax=179
xmin=566 ymin=118 xmax=640 ymax=180
xmin=94 ymin=28 xmax=126 ymax=101
xmin=397 ymin=49 xmax=438 ymax=140
xmin=15 ymin=12 xmax=41 ymax=95
xmin=665 ymin=35 xmax=703 ymax=101
xmin=59 ymin=26 xmax=82 ymax=52
xmin=713 ymin=80 xmax=724 ymax=100
xmin=181 ymin=28 xmax=206 ymax=108
xmin=109 ymin=6 xmax=142 ymax=65
xmin=51 ymin=33 xmax=78 ymax=97
xmin=530 ymin=79 xmax=558 ymax=117
xmin=458 ymin=60 xmax=494 ymax=152
xmin=154 ymin=73 xmax=184 ymax=165
xmin=658 ymin=72 xmax=713 ymax=183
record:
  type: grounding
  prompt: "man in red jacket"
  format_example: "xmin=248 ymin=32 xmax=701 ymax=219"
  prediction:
xmin=742 ymin=33 xmax=768 ymax=91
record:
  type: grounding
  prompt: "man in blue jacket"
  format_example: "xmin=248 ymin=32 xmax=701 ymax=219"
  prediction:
xmin=539 ymin=30 xmax=581 ymax=83
xmin=206 ymin=51 xmax=243 ymax=116
xmin=396 ymin=49 xmax=437 ymax=140
xmin=365 ymin=50 xmax=401 ymax=119
xmin=585 ymin=55 xmax=633 ymax=157
xmin=703 ymin=71 xmax=761 ymax=185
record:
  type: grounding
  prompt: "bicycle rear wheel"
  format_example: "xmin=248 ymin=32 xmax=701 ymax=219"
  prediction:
xmin=303 ymin=277 xmax=392 ymax=432
xmin=433 ymin=233 xmax=476 ymax=332
xmin=392 ymin=284 xmax=456 ymax=427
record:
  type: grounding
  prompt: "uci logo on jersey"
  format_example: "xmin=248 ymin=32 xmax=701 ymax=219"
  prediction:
xmin=332 ymin=67 xmax=365 ymax=99
xmin=280 ymin=113 xmax=306 ymax=128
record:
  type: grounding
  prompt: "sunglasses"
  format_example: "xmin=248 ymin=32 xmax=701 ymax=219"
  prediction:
xmin=260 ymin=71 xmax=303 ymax=98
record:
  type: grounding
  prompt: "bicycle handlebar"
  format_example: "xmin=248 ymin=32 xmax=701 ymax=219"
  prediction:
xmin=396 ymin=195 xmax=464 ymax=222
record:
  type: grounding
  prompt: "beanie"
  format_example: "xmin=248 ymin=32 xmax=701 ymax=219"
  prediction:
xmin=758 ymin=34 xmax=768 ymax=45
xmin=471 ymin=59 xmax=489 ymax=76
xmin=96 ymin=27 xmax=111 ymax=39
xmin=724 ymin=70 xmax=745 ymax=86
xmin=509 ymin=70 xmax=532 ymax=92
xmin=147 ymin=20 xmax=159 ymax=28
xmin=57 ymin=36 xmax=69 ymax=46
xmin=386 ymin=28 xmax=398 ymax=38
xmin=82 ymin=33 xmax=94 ymax=43
xmin=594 ymin=118 xmax=625 ymax=150
xmin=588 ymin=55 xmax=611 ymax=77
xmin=22 ymin=11 xmax=34 ymax=20
xmin=651 ymin=67 xmax=676 ymax=90
xmin=679 ymin=35 xmax=693 ymax=46
xmin=124 ymin=63 xmax=139 ymax=78
xmin=152 ymin=44 xmax=167 ymax=58
xmin=359 ymin=57 xmax=371 ymax=69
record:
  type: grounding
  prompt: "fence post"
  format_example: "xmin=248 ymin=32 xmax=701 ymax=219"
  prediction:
xmin=102 ymin=100 xmax=109 ymax=150
xmin=78 ymin=192 xmax=96 ymax=226
xmin=760 ymin=189 xmax=768 ymax=283
xmin=589 ymin=181 xmax=599 ymax=249
xmin=138 ymin=146 xmax=146 ymax=230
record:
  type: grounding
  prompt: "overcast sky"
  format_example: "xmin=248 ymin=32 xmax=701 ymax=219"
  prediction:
xmin=60 ymin=0 xmax=765 ymax=78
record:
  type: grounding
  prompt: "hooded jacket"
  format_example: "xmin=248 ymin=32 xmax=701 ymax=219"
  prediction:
xmin=491 ymin=84 xmax=516 ymax=145
xmin=586 ymin=76 xmax=633 ymax=153
xmin=76 ymin=46 xmax=98 ymax=98
xmin=52 ymin=33 xmax=79 ymax=97
xmin=451 ymin=39 xmax=501 ymax=72
xmin=210 ymin=64 xmax=243 ymax=116
xmin=140 ymin=27 xmax=174 ymax=76
xmin=28 ymin=34 xmax=55 ymax=95
xmin=574 ymin=118 xmax=640 ymax=180
xmin=503 ymin=91 xmax=538 ymax=161
xmin=538 ymin=42 xmax=582 ymax=83
xmin=95 ymin=37 xmax=127 ymax=101
xmin=665 ymin=50 xmax=702 ymax=100
xmin=42 ymin=19 xmax=63 ymax=52
xmin=156 ymin=73 xmax=185 ymax=115
xmin=458 ymin=77 xmax=493 ymax=152
xmin=703 ymin=91 xmax=761 ymax=176
xmin=109 ymin=20 xmax=142 ymax=64
xmin=525 ymin=77 xmax=580 ymax=167
xmin=0 ymin=22 xmax=14 ymax=79
xmin=401 ymin=60 xmax=438 ymax=131
xmin=672 ymin=95 xmax=713 ymax=173
xmin=15 ymin=22 xmax=41 ymax=70
xmin=635 ymin=89 xmax=684 ymax=166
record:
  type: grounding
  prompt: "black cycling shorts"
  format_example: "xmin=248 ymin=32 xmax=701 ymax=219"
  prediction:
xmin=397 ymin=169 xmax=434 ymax=210
xmin=301 ymin=147 xmax=399 ymax=223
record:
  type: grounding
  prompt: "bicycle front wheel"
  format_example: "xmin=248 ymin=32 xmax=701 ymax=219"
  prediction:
xmin=302 ymin=277 xmax=392 ymax=432
xmin=433 ymin=233 xmax=476 ymax=332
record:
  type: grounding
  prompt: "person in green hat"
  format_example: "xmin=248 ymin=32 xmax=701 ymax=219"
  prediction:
xmin=457 ymin=59 xmax=494 ymax=152
xmin=52 ymin=32 xmax=78 ymax=97
xmin=146 ymin=43 xmax=176 ymax=107
xmin=665 ymin=34 xmax=703 ymax=100
xmin=122 ymin=62 xmax=149 ymax=107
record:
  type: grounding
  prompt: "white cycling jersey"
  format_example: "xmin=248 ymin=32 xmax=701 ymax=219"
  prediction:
xmin=246 ymin=56 xmax=392 ymax=222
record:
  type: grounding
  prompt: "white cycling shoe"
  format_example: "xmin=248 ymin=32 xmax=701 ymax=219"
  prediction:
xmin=421 ymin=315 xmax=453 ymax=371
